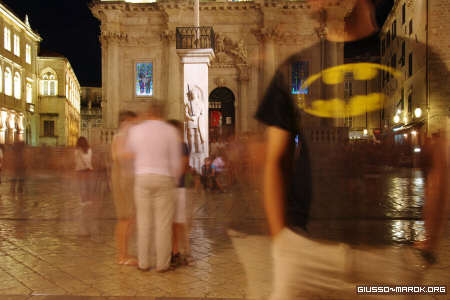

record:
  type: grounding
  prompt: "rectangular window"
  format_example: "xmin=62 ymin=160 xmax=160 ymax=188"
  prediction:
xmin=401 ymin=88 xmax=404 ymax=110
xmin=408 ymin=93 xmax=412 ymax=114
xmin=344 ymin=80 xmax=352 ymax=98
xmin=13 ymin=34 xmax=20 ymax=56
xmin=391 ymin=54 xmax=397 ymax=71
xmin=409 ymin=53 xmax=413 ymax=76
xmin=409 ymin=20 xmax=413 ymax=35
xmin=136 ymin=62 xmax=153 ymax=97
xmin=402 ymin=4 xmax=406 ymax=24
xmin=386 ymin=31 xmax=391 ymax=48
xmin=401 ymin=41 xmax=405 ymax=66
xmin=4 ymin=27 xmax=11 ymax=51
xmin=291 ymin=61 xmax=309 ymax=95
xmin=26 ymin=82 xmax=32 ymax=103
xmin=26 ymin=44 xmax=31 ymax=64
xmin=392 ymin=20 xmax=397 ymax=40
xmin=44 ymin=120 xmax=55 ymax=137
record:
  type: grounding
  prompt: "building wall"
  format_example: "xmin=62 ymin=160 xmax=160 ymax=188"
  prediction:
xmin=0 ymin=3 xmax=41 ymax=145
xmin=380 ymin=0 xmax=449 ymax=144
xmin=37 ymin=57 xmax=81 ymax=146
xmin=80 ymin=86 xmax=103 ymax=144
xmin=90 ymin=0 xmax=321 ymax=134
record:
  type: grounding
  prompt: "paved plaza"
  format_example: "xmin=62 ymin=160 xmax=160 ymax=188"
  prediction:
xmin=0 ymin=171 xmax=449 ymax=299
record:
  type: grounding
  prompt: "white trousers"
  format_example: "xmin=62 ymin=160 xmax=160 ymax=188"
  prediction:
xmin=134 ymin=174 xmax=175 ymax=270
xmin=271 ymin=228 xmax=428 ymax=300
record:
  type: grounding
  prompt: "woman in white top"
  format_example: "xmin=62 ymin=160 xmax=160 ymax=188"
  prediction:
xmin=75 ymin=137 xmax=96 ymax=236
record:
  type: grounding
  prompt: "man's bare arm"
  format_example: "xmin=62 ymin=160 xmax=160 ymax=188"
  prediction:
xmin=264 ymin=126 xmax=290 ymax=237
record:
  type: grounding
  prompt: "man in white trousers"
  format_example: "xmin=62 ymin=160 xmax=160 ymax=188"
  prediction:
xmin=124 ymin=103 xmax=182 ymax=272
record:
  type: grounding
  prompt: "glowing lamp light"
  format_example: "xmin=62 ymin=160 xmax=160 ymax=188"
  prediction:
xmin=403 ymin=116 xmax=408 ymax=124
xmin=403 ymin=133 xmax=408 ymax=138
xmin=414 ymin=107 xmax=422 ymax=118
xmin=397 ymin=109 xmax=401 ymax=115
xmin=414 ymin=147 xmax=421 ymax=153
xmin=363 ymin=129 xmax=368 ymax=136
xmin=411 ymin=130 xmax=417 ymax=136
xmin=393 ymin=115 xmax=400 ymax=123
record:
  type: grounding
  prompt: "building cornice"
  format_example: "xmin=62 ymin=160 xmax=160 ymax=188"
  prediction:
xmin=0 ymin=3 xmax=42 ymax=42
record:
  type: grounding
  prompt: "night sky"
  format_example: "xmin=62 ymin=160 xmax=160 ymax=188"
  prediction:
xmin=1 ymin=0 xmax=393 ymax=88
xmin=1 ymin=0 xmax=101 ymax=87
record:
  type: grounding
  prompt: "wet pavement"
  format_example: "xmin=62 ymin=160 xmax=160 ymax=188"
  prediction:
xmin=0 ymin=170 xmax=448 ymax=299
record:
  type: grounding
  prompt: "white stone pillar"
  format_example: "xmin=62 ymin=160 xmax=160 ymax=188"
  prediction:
xmin=177 ymin=48 xmax=214 ymax=171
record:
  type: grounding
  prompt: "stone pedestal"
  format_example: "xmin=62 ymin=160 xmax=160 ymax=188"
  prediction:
xmin=177 ymin=48 xmax=215 ymax=172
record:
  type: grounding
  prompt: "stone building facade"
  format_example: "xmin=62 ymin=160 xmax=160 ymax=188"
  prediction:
xmin=0 ymin=3 xmax=41 ymax=145
xmin=37 ymin=55 xmax=81 ymax=146
xmin=80 ymin=86 xmax=103 ymax=144
xmin=91 ymin=0 xmax=449 ymax=151
xmin=380 ymin=0 xmax=450 ymax=146
xmin=90 ymin=0 xmax=331 ymax=140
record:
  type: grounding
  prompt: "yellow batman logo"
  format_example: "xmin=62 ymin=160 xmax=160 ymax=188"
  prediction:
xmin=297 ymin=63 xmax=400 ymax=118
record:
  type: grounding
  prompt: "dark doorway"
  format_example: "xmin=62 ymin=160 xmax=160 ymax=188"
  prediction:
xmin=208 ymin=87 xmax=235 ymax=146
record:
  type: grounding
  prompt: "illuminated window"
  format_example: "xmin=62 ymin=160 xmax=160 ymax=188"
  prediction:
xmin=291 ymin=61 xmax=309 ymax=95
xmin=13 ymin=34 xmax=20 ymax=56
xmin=5 ymin=67 xmax=12 ymax=96
xmin=14 ymin=72 xmax=21 ymax=99
xmin=4 ymin=27 xmax=11 ymax=51
xmin=26 ymin=82 xmax=32 ymax=103
xmin=26 ymin=44 xmax=31 ymax=64
xmin=41 ymin=71 xmax=58 ymax=96
xmin=136 ymin=62 xmax=153 ymax=96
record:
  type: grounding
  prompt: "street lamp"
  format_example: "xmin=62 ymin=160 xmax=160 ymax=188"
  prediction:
xmin=414 ymin=107 xmax=422 ymax=118
xmin=393 ymin=115 xmax=400 ymax=123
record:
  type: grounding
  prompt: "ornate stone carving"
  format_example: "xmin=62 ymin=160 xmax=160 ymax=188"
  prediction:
xmin=237 ymin=64 xmax=249 ymax=81
xmin=215 ymin=77 xmax=226 ymax=87
xmin=160 ymin=29 xmax=177 ymax=42
xmin=100 ymin=30 xmax=128 ymax=45
xmin=184 ymin=84 xmax=205 ymax=154
xmin=212 ymin=34 xmax=248 ymax=65
xmin=252 ymin=25 xmax=285 ymax=43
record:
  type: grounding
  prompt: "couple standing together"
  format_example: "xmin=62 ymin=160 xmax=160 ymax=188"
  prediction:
xmin=112 ymin=103 xmax=188 ymax=272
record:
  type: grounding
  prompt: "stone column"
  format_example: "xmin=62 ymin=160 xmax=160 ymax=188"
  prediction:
xmin=238 ymin=64 xmax=250 ymax=133
xmin=162 ymin=30 xmax=181 ymax=120
xmin=177 ymin=48 xmax=215 ymax=171
xmin=100 ymin=28 xmax=126 ymax=129
xmin=253 ymin=26 xmax=284 ymax=93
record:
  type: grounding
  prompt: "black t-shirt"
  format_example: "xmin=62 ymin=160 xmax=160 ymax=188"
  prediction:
xmin=256 ymin=36 xmax=448 ymax=245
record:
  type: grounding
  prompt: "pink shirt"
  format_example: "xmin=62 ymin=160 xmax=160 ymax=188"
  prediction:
xmin=126 ymin=120 xmax=182 ymax=178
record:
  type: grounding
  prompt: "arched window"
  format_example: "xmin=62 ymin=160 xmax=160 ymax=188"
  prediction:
xmin=40 ymin=70 xmax=57 ymax=96
xmin=5 ymin=67 xmax=12 ymax=96
xmin=14 ymin=72 xmax=21 ymax=99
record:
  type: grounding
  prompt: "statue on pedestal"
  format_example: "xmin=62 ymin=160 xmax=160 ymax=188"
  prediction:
xmin=185 ymin=85 xmax=204 ymax=153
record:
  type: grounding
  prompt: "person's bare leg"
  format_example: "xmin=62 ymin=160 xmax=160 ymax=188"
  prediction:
xmin=172 ymin=223 xmax=181 ymax=255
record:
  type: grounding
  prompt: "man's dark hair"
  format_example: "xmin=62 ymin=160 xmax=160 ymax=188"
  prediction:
xmin=119 ymin=110 xmax=137 ymax=124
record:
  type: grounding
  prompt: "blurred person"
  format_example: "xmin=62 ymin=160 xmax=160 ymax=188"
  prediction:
xmin=122 ymin=102 xmax=182 ymax=272
xmin=167 ymin=119 xmax=192 ymax=266
xmin=200 ymin=157 xmax=214 ymax=190
xmin=111 ymin=110 xmax=138 ymax=266
xmin=10 ymin=141 xmax=26 ymax=195
xmin=212 ymin=153 xmax=226 ymax=192
xmin=75 ymin=137 xmax=96 ymax=236
xmin=256 ymin=0 xmax=449 ymax=299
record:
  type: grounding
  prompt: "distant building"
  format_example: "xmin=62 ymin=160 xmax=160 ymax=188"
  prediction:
xmin=80 ymin=86 xmax=102 ymax=144
xmin=380 ymin=0 xmax=450 ymax=146
xmin=0 ymin=3 xmax=41 ymax=145
xmin=37 ymin=53 xmax=81 ymax=146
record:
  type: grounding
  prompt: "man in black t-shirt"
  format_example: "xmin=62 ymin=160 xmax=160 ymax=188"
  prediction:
xmin=256 ymin=0 xmax=448 ymax=298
